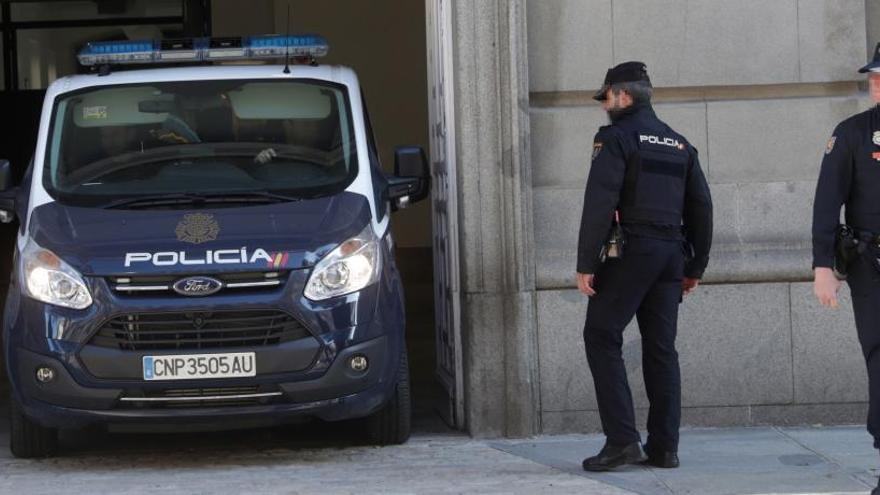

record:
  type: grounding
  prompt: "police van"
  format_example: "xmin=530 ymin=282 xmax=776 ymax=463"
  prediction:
xmin=0 ymin=35 xmax=429 ymax=457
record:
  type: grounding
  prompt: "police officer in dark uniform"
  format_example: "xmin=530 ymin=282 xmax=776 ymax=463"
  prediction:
xmin=576 ymin=61 xmax=713 ymax=471
xmin=813 ymin=43 xmax=880 ymax=495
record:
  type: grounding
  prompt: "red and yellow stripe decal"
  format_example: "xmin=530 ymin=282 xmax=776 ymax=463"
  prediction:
xmin=269 ymin=252 xmax=289 ymax=269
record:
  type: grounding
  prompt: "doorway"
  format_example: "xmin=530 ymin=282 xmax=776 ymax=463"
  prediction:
xmin=0 ymin=0 xmax=465 ymax=434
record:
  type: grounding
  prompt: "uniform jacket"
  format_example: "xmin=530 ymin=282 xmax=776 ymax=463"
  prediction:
xmin=576 ymin=103 xmax=713 ymax=278
xmin=813 ymin=105 xmax=880 ymax=268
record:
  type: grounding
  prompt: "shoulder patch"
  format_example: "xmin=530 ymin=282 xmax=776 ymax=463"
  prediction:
xmin=591 ymin=142 xmax=603 ymax=161
xmin=825 ymin=136 xmax=836 ymax=155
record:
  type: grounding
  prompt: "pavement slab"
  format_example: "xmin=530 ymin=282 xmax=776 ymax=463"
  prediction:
xmin=492 ymin=426 xmax=878 ymax=495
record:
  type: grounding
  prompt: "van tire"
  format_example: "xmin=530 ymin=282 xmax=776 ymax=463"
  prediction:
xmin=10 ymin=396 xmax=58 ymax=458
xmin=366 ymin=349 xmax=411 ymax=445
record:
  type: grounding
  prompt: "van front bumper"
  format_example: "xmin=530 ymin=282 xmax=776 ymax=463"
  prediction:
xmin=10 ymin=334 xmax=398 ymax=430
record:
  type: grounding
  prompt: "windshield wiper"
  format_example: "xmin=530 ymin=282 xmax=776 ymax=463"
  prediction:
xmin=104 ymin=192 xmax=209 ymax=209
xmin=225 ymin=190 xmax=305 ymax=202
xmin=103 ymin=191 xmax=303 ymax=210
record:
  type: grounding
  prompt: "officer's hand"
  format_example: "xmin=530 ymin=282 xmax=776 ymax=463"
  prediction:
xmin=682 ymin=277 xmax=700 ymax=296
xmin=813 ymin=267 xmax=841 ymax=309
xmin=254 ymin=147 xmax=277 ymax=164
xmin=576 ymin=272 xmax=596 ymax=297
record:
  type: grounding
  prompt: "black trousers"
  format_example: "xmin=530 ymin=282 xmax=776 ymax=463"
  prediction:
xmin=846 ymin=253 xmax=880 ymax=449
xmin=584 ymin=236 xmax=684 ymax=451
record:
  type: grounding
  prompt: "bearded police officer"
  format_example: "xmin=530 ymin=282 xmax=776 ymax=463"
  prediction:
xmin=813 ymin=43 xmax=880 ymax=495
xmin=576 ymin=62 xmax=713 ymax=471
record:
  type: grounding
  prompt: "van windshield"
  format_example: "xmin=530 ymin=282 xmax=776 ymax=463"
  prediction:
xmin=43 ymin=79 xmax=358 ymax=208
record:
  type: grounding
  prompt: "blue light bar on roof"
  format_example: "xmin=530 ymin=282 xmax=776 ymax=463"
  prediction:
xmin=78 ymin=40 xmax=156 ymax=65
xmin=77 ymin=34 xmax=329 ymax=66
xmin=246 ymin=34 xmax=330 ymax=59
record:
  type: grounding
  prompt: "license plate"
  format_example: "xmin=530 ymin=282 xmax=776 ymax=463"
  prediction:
xmin=142 ymin=352 xmax=256 ymax=381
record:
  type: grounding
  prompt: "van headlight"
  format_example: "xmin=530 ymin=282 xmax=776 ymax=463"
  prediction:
xmin=304 ymin=224 xmax=381 ymax=301
xmin=21 ymin=239 xmax=93 ymax=310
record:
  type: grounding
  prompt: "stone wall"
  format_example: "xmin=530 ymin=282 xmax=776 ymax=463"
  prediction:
xmin=527 ymin=0 xmax=874 ymax=434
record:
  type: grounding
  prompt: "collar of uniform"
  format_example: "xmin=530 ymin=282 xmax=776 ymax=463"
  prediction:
xmin=608 ymin=102 xmax=655 ymax=124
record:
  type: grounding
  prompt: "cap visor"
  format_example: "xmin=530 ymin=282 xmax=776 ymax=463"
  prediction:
xmin=858 ymin=61 xmax=880 ymax=73
xmin=592 ymin=86 xmax=608 ymax=101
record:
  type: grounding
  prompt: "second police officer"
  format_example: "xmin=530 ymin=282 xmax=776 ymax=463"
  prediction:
xmin=812 ymin=43 xmax=880 ymax=495
xmin=575 ymin=62 xmax=713 ymax=471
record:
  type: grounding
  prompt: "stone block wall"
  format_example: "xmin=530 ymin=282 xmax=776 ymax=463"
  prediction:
xmin=527 ymin=0 xmax=873 ymax=434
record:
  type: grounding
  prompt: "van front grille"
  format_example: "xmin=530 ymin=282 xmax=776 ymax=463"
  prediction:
xmin=108 ymin=271 xmax=287 ymax=296
xmin=90 ymin=309 xmax=310 ymax=351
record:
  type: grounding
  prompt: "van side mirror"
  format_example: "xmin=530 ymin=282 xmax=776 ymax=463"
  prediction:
xmin=0 ymin=160 xmax=12 ymax=192
xmin=0 ymin=160 xmax=16 ymax=223
xmin=387 ymin=146 xmax=430 ymax=209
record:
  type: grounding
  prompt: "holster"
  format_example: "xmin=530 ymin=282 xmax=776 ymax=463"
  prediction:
xmin=600 ymin=216 xmax=626 ymax=262
xmin=833 ymin=224 xmax=859 ymax=280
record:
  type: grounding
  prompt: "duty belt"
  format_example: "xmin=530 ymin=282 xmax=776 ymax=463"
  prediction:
xmin=621 ymin=222 xmax=684 ymax=241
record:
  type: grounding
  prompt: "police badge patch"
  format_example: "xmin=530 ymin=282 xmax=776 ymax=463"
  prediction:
xmin=825 ymin=136 xmax=836 ymax=155
xmin=873 ymin=131 xmax=880 ymax=146
xmin=592 ymin=142 xmax=603 ymax=161
xmin=176 ymin=213 xmax=220 ymax=244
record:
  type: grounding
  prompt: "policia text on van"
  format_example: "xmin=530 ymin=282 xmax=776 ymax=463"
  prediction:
xmin=0 ymin=35 xmax=429 ymax=458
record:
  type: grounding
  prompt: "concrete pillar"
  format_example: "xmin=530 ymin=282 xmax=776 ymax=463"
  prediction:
xmin=451 ymin=0 xmax=539 ymax=437
xmin=867 ymin=0 xmax=880 ymax=58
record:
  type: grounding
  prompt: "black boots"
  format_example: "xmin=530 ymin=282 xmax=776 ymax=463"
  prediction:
xmin=582 ymin=442 xmax=648 ymax=472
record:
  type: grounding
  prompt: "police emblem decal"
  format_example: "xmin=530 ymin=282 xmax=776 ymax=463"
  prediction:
xmin=175 ymin=213 xmax=220 ymax=244
xmin=873 ymin=131 xmax=880 ymax=147
xmin=825 ymin=136 xmax=837 ymax=155
xmin=592 ymin=142 xmax=603 ymax=161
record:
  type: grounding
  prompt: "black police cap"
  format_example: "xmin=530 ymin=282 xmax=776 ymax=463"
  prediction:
xmin=859 ymin=42 xmax=880 ymax=73
xmin=593 ymin=61 xmax=652 ymax=101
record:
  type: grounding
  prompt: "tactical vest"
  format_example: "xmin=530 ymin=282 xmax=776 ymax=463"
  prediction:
xmin=619 ymin=131 xmax=690 ymax=226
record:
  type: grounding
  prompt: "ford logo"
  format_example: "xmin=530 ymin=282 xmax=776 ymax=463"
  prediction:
xmin=172 ymin=276 xmax=223 ymax=297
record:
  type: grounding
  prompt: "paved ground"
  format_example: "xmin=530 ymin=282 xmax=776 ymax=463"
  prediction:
xmin=495 ymin=426 xmax=880 ymax=495
xmin=0 ymin=412 xmax=878 ymax=494
xmin=0 ymin=415 xmax=629 ymax=495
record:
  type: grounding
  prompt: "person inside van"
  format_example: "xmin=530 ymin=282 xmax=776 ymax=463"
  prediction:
xmin=97 ymin=124 xmax=140 ymax=159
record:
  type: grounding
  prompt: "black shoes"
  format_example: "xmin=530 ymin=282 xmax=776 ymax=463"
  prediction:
xmin=581 ymin=441 xmax=680 ymax=472
xmin=642 ymin=443 xmax=680 ymax=468
xmin=582 ymin=442 xmax=648 ymax=472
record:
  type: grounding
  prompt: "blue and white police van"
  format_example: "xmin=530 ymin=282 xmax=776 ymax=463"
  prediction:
xmin=0 ymin=35 xmax=429 ymax=457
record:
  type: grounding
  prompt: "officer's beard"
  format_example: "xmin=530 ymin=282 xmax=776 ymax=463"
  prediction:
xmin=606 ymin=102 xmax=640 ymax=123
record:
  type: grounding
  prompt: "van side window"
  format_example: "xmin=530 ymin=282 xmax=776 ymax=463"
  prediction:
xmin=362 ymin=93 xmax=388 ymax=221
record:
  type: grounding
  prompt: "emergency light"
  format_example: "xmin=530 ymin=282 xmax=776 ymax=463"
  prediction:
xmin=77 ymin=34 xmax=329 ymax=66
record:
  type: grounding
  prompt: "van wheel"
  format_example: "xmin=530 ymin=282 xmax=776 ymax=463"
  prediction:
xmin=366 ymin=349 xmax=411 ymax=445
xmin=10 ymin=396 xmax=58 ymax=458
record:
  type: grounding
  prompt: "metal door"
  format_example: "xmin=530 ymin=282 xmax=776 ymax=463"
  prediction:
xmin=425 ymin=0 xmax=463 ymax=429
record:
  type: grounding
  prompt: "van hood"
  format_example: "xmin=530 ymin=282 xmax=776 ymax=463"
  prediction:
xmin=27 ymin=192 xmax=373 ymax=276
